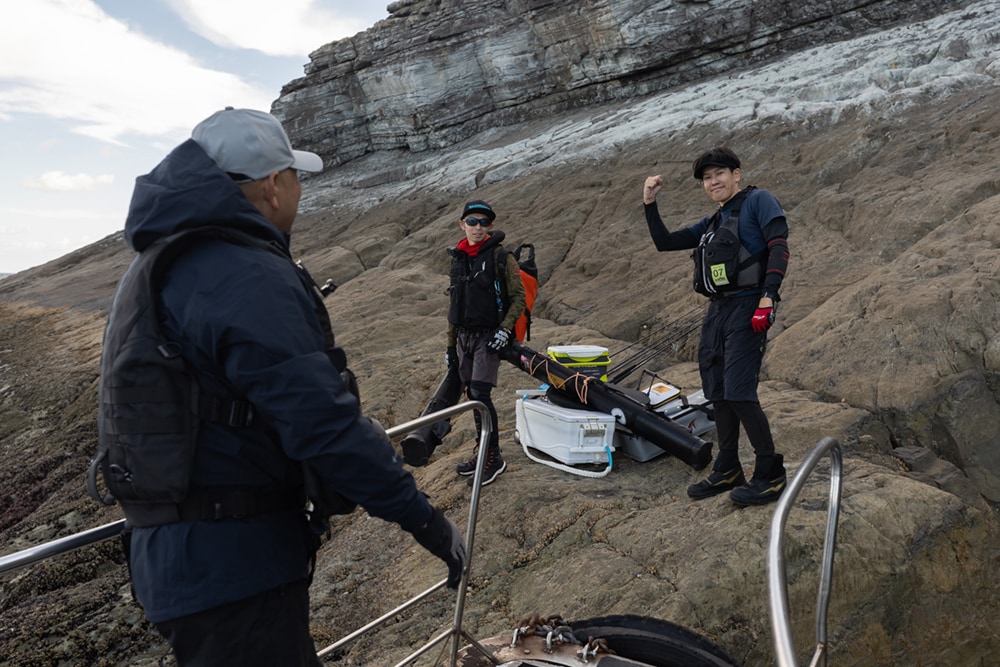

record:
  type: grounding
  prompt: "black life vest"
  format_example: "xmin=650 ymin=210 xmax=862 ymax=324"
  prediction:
xmin=88 ymin=226 xmax=356 ymax=527
xmin=447 ymin=233 xmax=506 ymax=331
xmin=692 ymin=186 xmax=766 ymax=296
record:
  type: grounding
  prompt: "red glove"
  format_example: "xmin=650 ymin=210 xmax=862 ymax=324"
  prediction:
xmin=751 ymin=307 xmax=775 ymax=333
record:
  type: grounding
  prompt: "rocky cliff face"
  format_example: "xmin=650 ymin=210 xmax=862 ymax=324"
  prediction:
xmin=274 ymin=0 xmax=975 ymax=166
xmin=3 ymin=1 xmax=1000 ymax=666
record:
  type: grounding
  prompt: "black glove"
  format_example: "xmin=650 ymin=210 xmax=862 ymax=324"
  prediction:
xmin=409 ymin=505 xmax=467 ymax=589
xmin=485 ymin=327 xmax=511 ymax=352
xmin=446 ymin=345 xmax=458 ymax=369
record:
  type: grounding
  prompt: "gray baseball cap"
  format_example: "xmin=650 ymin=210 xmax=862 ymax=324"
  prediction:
xmin=192 ymin=107 xmax=323 ymax=181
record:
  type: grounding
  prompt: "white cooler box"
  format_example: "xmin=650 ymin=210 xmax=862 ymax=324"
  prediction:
xmin=515 ymin=394 xmax=616 ymax=465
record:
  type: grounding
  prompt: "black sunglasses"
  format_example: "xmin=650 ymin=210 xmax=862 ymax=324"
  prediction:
xmin=462 ymin=217 xmax=492 ymax=227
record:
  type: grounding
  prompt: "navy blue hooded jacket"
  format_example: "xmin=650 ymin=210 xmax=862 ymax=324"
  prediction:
xmin=117 ymin=139 xmax=431 ymax=623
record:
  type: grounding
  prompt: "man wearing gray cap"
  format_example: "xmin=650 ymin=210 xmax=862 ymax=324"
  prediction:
xmin=94 ymin=108 xmax=466 ymax=665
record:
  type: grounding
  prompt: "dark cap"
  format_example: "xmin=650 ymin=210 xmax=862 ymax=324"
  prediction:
xmin=692 ymin=147 xmax=741 ymax=180
xmin=461 ymin=200 xmax=496 ymax=222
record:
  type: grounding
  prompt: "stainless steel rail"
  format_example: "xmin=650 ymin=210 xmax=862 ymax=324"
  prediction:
xmin=767 ymin=437 xmax=843 ymax=667
xmin=317 ymin=400 xmax=495 ymax=667
xmin=0 ymin=401 xmax=493 ymax=667
xmin=0 ymin=519 xmax=126 ymax=576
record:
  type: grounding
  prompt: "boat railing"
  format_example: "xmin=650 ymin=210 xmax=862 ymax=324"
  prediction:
xmin=767 ymin=436 xmax=843 ymax=667
xmin=3 ymin=419 xmax=845 ymax=666
xmin=0 ymin=401 xmax=494 ymax=667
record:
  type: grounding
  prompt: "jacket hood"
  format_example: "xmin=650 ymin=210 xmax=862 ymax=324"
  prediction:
xmin=124 ymin=139 xmax=285 ymax=252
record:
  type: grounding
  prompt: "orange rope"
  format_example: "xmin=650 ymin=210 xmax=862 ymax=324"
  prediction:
xmin=522 ymin=353 xmax=598 ymax=405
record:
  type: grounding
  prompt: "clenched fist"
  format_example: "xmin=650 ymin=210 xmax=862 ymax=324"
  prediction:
xmin=643 ymin=175 xmax=664 ymax=204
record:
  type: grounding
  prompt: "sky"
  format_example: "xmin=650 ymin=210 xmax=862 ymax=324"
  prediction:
xmin=0 ymin=0 xmax=388 ymax=275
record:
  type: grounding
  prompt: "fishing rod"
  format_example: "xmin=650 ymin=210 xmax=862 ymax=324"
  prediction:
xmin=608 ymin=304 xmax=705 ymax=360
xmin=607 ymin=305 xmax=705 ymax=385
xmin=606 ymin=304 xmax=702 ymax=360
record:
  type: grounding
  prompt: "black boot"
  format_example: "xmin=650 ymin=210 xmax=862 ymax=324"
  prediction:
xmin=687 ymin=466 xmax=746 ymax=499
xmin=730 ymin=454 xmax=786 ymax=506
xmin=456 ymin=408 xmax=486 ymax=475
xmin=688 ymin=406 xmax=744 ymax=500
xmin=455 ymin=451 xmax=478 ymax=476
xmin=467 ymin=446 xmax=506 ymax=487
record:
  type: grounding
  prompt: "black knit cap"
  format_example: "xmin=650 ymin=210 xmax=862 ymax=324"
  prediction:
xmin=461 ymin=200 xmax=496 ymax=222
xmin=692 ymin=147 xmax=741 ymax=180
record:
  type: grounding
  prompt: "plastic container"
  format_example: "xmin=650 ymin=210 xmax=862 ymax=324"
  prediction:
xmin=546 ymin=345 xmax=611 ymax=382
xmin=645 ymin=381 xmax=682 ymax=408
xmin=652 ymin=389 xmax=715 ymax=437
xmin=613 ymin=430 xmax=668 ymax=462
xmin=515 ymin=395 xmax=616 ymax=465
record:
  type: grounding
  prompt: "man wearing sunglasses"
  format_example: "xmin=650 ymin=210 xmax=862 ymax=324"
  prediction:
xmin=445 ymin=200 xmax=526 ymax=487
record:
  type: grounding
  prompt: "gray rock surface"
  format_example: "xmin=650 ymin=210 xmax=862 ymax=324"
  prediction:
xmin=275 ymin=0 xmax=977 ymax=166
xmin=2 ymin=1 xmax=1000 ymax=665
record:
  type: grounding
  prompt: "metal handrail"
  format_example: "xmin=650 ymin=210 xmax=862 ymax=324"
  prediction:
xmin=767 ymin=437 xmax=843 ymax=667
xmin=0 ymin=401 xmax=493 ymax=667
xmin=0 ymin=519 xmax=127 ymax=576
xmin=318 ymin=400 xmax=494 ymax=667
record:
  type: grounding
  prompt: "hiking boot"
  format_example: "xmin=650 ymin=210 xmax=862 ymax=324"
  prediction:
xmin=730 ymin=455 xmax=787 ymax=506
xmin=401 ymin=437 xmax=429 ymax=468
xmin=455 ymin=455 xmax=478 ymax=476
xmin=687 ymin=467 xmax=746 ymax=500
xmin=468 ymin=449 xmax=507 ymax=487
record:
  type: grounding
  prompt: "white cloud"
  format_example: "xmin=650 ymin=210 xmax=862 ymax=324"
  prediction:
xmin=0 ymin=0 xmax=275 ymax=146
xmin=0 ymin=212 xmax=119 ymax=275
xmin=166 ymin=0 xmax=379 ymax=57
xmin=21 ymin=171 xmax=115 ymax=192
xmin=0 ymin=0 xmax=388 ymax=275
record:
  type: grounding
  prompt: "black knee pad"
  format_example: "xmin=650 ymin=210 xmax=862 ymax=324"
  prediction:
xmin=467 ymin=381 xmax=494 ymax=403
